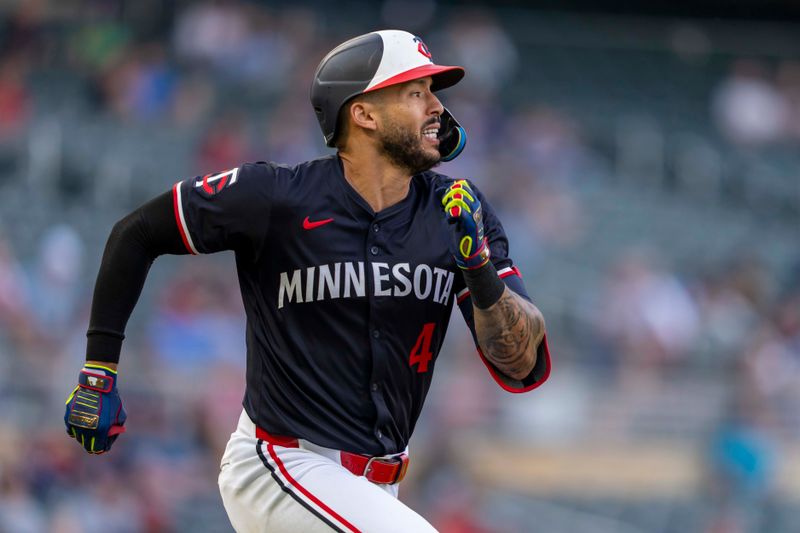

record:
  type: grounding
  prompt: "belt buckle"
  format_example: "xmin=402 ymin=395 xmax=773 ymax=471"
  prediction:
xmin=363 ymin=456 xmax=380 ymax=479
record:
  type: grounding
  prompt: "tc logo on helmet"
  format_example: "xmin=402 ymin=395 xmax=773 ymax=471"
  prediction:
xmin=413 ymin=36 xmax=432 ymax=61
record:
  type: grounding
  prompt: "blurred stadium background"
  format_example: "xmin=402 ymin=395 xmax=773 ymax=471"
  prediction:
xmin=0 ymin=0 xmax=799 ymax=532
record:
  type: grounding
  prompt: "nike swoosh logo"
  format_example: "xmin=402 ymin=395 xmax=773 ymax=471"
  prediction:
xmin=303 ymin=216 xmax=334 ymax=230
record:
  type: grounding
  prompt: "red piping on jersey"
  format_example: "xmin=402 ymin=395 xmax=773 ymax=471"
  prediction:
xmin=457 ymin=265 xmax=521 ymax=304
xmin=172 ymin=182 xmax=196 ymax=255
xmin=477 ymin=334 xmax=552 ymax=393
xmin=266 ymin=443 xmax=361 ymax=533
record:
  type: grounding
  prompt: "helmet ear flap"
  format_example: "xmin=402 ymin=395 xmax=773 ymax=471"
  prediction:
xmin=438 ymin=107 xmax=467 ymax=162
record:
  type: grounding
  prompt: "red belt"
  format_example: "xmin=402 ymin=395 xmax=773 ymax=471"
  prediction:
xmin=256 ymin=426 xmax=409 ymax=485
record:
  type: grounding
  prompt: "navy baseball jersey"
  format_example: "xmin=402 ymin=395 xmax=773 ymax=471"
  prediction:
xmin=172 ymin=155 xmax=550 ymax=455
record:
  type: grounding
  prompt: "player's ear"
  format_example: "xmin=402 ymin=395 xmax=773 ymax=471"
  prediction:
xmin=350 ymin=99 xmax=380 ymax=133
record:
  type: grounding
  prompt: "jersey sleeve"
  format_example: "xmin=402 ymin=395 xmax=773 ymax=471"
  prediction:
xmin=455 ymin=183 xmax=552 ymax=393
xmin=172 ymin=163 xmax=274 ymax=255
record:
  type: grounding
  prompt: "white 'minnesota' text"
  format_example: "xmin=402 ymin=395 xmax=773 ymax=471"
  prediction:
xmin=278 ymin=261 xmax=454 ymax=309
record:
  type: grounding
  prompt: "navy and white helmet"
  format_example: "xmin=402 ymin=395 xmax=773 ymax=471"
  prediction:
xmin=310 ymin=30 xmax=466 ymax=156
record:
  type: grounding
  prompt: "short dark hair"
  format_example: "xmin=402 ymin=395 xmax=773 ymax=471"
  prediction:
xmin=332 ymin=101 xmax=353 ymax=150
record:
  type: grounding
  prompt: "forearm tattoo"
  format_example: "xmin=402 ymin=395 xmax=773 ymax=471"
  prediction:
xmin=473 ymin=288 xmax=545 ymax=380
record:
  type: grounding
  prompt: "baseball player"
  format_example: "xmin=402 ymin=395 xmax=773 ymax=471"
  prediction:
xmin=64 ymin=30 xmax=551 ymax=532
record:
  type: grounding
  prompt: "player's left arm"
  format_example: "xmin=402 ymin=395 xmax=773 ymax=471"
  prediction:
xmin=442 ymin=179 xmax=549 ymax=385
xmin=464 ymin=265 xmax=544 ymax=380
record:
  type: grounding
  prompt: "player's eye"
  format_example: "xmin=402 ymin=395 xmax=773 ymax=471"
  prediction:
xmin=411 ymin=91 xmax=422 ymax=97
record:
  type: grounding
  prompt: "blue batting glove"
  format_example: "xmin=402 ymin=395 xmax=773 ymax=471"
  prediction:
xmin=64 ymin=363 xmax=127 ymax=454
xmin=441 ymin=179 xmax=491 ymax=270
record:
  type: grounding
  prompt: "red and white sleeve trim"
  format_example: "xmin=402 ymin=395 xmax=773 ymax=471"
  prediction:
xmin=172 ymin=182 xmax=199 ymax=255
xmin=478 ymin=334 xmax=552 ymax=393
xmin=456 ymin=265 xmax=521 ymax=304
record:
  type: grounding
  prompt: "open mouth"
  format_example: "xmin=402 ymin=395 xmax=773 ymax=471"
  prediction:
xmin=422 ymin=125 xmax=440 ymax=143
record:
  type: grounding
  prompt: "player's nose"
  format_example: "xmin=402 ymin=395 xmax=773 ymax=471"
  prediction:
xmin=428 ymin=93 xmax=444 ymax=117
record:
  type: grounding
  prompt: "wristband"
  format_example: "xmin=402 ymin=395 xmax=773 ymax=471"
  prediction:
xmin=86 ymin=329 xmax=124 ymax=364
xmin=462 ymin=262 xmax=505 ymax=309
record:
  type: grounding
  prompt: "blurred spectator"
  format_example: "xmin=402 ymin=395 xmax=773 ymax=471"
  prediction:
xmin=742 ymin=287 xmax=800 ymax=426
xmin=380 ymin=0 xmax=437 ymax=31
xmin=712 ymin=59 xmax=789 ymax=147
xmin=0 ymin=53 xmax=31 ymax=140
xmin=432 ymin=485 xmax=495 ymax=533
xmin=100 ymin=43 xmax=177 ymax=122
xmin=25 ymin=224 xmax=85 ymax=340
xmin=696 ymin=272 xmax=759 ymax=366
xmin=146 ymin=262 xmax=245 ymax=377
xmin=594 ymin=250 xmax=700 ymax=380
xmin=229 ymin=6 xmax=296 ymax=89
xmin=668 ymin=22 xmax=712 ymax=64
xmin=171 ymin=72 xmax=216 ymax=126
xmin=173 ymin=1 xmax=249 ymax=68
xmin=0 ymin=465 xmax=46 ymax=533
xmin=0 ymin=0 xmax=47 ymax=64
xmin=437 ymin=10 xmax=519 ymax=97
xmin=501 ymin=106 xmax=588 ymax=249
xmin=262 ymin=93 xmax=323 ymax=163
xmin=0 ymin=234 xmax=34 ymax=350
xmin=173 ymin=1 xmax=297 ymax=91
xmin=195 ymin=109 xmax=252 ymax=172
xmin=705 ymin=379 xmax=779 ymax=533
xmin=434 ymin=94 xmax=494 ymax=187
xmin=775 ymin=60 xmax=800 ymax=142
xmin=695 ymin=255 xmax=769 ymax=366
xmin=68 ymin=20 xmax=131 ymax=74
xmin=506 ymin=105 xmax=587 ymax=187
xmin=0 ymin=53 xmax=32 ymax=176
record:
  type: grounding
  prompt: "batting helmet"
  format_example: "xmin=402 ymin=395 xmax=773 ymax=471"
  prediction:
xmin=310 ymin=30 xmax=465 ymax=148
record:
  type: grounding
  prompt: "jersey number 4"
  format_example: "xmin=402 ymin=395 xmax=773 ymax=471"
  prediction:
xmin=409 ymin=323 xmax=436 ymax=373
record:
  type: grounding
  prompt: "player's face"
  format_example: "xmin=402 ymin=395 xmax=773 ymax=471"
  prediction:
xmin=376 ymin=78 xmax=444 ymax=174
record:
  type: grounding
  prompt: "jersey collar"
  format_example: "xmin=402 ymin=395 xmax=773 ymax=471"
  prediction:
xmin=333 ymin=154 xmax=419 ymax=223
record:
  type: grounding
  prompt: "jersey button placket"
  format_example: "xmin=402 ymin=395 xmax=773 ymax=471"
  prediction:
xmin=367 ymin=216 xmax=392 ymax=452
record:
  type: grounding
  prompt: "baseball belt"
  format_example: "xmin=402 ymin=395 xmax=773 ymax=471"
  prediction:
xmin=256 ymin=426 xmax=409 ymax=485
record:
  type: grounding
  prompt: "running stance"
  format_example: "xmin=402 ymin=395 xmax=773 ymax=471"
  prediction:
xmin=65 ymin=30 xmax=551 ymax=532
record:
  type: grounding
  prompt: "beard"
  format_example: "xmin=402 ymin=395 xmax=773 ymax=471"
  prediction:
xmin=379 ymin=123 xmax=441 ymax=175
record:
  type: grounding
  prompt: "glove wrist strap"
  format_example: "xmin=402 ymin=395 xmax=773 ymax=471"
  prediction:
xmin=78 ymin=369 xmax=115 ymax=393
xmin=457 ymin=238 xmax=491 ymax=270
xmin=462 ymin=261 xmax=506 ymax=310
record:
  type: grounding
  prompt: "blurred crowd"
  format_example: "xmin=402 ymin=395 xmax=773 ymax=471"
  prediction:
xmin=713 ymin=58 xmax=800 ymax=147
xmin=0 ymin=1 xmax=798 ymax=532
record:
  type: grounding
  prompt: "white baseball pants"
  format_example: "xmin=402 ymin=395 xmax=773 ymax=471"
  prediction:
xmin=218 ymin=410 xmax=438 ymax=532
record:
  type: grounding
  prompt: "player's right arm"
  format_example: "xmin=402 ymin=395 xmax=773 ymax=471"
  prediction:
xmin=65 ymin=163 xmax=275 ymax=454
xmin=65 ymin=190 xmax=189 ymax=453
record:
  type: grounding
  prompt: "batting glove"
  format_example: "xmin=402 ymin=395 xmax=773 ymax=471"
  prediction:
xmin=441 ymin=179 xmax=491 ymax=270
xmin=64 ymin=363 xmax=126 ymax=454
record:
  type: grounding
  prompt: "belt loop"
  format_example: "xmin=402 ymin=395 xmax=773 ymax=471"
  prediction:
xmin=393 ymin=454 xmax=410 ymax=484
